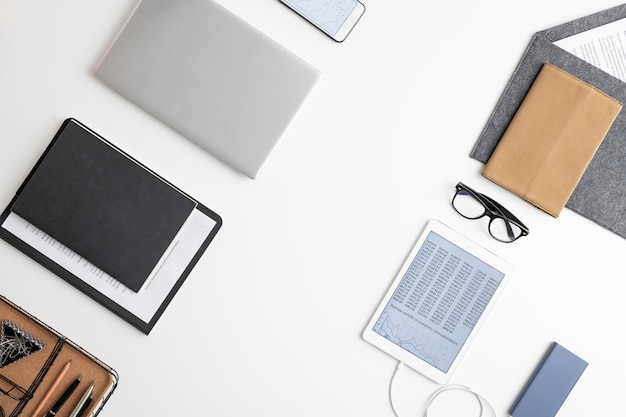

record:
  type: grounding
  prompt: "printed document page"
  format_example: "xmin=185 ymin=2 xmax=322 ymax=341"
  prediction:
xmin=2 ymin=209 xmax=216 ymax=323
xmin=554 ymin=17 xmax=626 ymax=81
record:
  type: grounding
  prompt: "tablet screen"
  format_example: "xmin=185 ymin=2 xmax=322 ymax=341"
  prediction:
xmin=369 ymin=230 xmax=506 ymax=373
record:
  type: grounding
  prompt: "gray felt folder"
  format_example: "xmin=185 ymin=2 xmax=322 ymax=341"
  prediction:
xmin=471 ymin=4 xmax=626 ymax=239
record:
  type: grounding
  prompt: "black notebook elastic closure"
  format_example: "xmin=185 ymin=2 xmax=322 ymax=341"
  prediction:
xmin=10 ymin=119 xmax=196 ymax=292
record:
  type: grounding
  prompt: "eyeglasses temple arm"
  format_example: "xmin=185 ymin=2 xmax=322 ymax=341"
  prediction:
xmin=479 ymin=193 xmax=529 ymax=234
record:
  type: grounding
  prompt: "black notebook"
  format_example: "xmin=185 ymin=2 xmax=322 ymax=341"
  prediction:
xmin=0 ymin=119 xmax=222 ymax=333
xmin=11 ymin=119 xmax=196 ymax=292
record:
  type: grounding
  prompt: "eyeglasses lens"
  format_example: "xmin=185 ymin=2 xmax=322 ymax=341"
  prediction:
xmin=453 ymin=191 xmax=485 ymax=219
xmin=489 ymin=217 xmax=523 ymax=242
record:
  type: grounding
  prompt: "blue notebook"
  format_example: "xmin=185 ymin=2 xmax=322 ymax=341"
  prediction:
xmin=509 ymin=342 xmax=587 ymax=417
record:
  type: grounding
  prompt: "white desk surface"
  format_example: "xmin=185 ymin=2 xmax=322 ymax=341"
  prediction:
xmin=2 ymin=0 xmax=625 ymax=415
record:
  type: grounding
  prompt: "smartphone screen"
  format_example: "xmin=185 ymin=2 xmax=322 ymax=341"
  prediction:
xmin=280 ymin=0 xmax=365 ymax=42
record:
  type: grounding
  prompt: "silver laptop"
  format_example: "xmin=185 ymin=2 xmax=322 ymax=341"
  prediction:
xmin=95 ymin=0 xmax=320 ymax=178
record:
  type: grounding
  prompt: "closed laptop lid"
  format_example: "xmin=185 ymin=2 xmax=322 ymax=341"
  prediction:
xmin=95 ymin=0 xmax=320 ymax=178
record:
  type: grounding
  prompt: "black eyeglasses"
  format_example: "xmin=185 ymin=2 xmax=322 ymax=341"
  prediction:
xmin=452 ymin=182 xmax=529 ymax=243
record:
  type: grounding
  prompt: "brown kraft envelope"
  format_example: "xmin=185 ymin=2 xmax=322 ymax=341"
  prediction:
xmin=482 ymin=63 xmax=622 ymax=217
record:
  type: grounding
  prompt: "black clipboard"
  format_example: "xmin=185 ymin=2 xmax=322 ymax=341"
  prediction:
xmin=0 ymin=119 xmax=222 ymax=334
xmin=471 ymin=4 xmax=626 ymax=240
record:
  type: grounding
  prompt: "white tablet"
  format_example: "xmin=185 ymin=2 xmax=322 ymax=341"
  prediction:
xmin=363 ymin=220 xmax=513 ymax=384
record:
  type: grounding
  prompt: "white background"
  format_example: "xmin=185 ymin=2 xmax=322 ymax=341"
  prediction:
xmin=1 ymin=0 xmax=625 ymax=415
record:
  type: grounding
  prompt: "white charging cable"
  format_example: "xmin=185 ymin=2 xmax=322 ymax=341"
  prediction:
xmin=424 ymin=384 xmax=495 ymax=417
xmin=390 ymin=362 xmax=496 ymax=417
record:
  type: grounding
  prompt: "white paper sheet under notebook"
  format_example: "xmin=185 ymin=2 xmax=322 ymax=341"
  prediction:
xmin=95 ymin=0 xmax=320 ymax=178
xmin=554 ymin=17 xmax=626 ymax=82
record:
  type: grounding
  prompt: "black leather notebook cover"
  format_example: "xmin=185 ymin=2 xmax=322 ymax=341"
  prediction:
xmin=10 ymin=119 xmax=196 ymax=292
